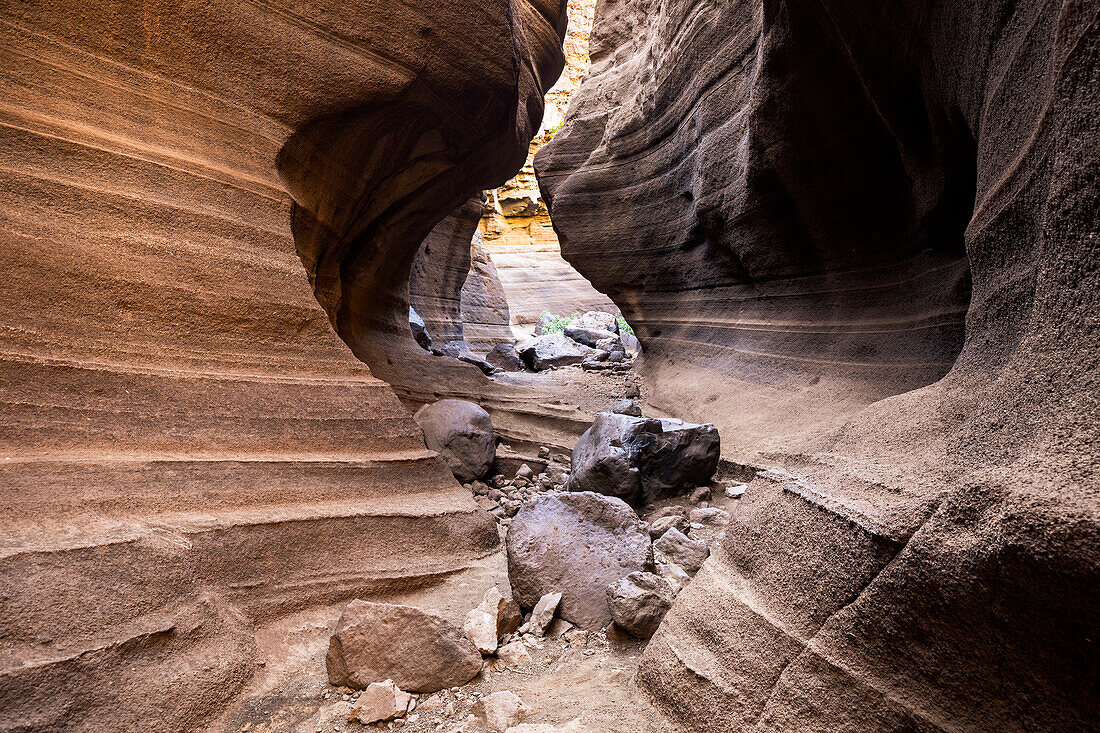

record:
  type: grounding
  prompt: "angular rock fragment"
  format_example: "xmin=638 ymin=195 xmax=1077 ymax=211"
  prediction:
xmin=612 ymin=400 xmax=642 ymax=416
xmin=653 ymin=527 xmax=709 ymax=574
xmin=507 ymin=492 xmax=650 ymax=628
xmin=496 ymin=640 xmax=532 ymax=668
xmin=485 ymin=343 xmax=526 ymax=372
xmin=648 ymin=514 xmax=688 ymax=538
xmin=521 ymin=592 xmax=562 ymax=636
xmin=607 ymin=572 xmax=675 ymax=638
xmin=464 ymin=608 xmax=499 ymax=654
xmin=564 ymin=324 xmax=617 ymax=348
xmin=409 ymin=307 xmax=432 ymax=350
xmin=569 ymin=413 xmax=720 ymax=505
xmin=414 ymin=399 xmax=496 ymax=482
xmin=657 ymin=562 xmax=691 ymax=593
xmin=690 ymin=507 xmax=730 ymax=526
xmin=689 ymin=486 xmax=711 ymax=504
xmin=478 ymin=586 xmax=524 ymax=639
xmin=347 ymin=679 xmax=413 ymax=724
xmin=326 ymin=600 xmax=482 ymax=692
xmin=473 ymin=690 xmax=530 ymax=732
xmin=517 ymin=333 xmax=597 ymax=370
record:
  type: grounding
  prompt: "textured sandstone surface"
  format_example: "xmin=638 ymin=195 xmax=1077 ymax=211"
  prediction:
xmin=539 ymin=0 xmax=1099 ymax=730
xmin=0 ymin=0 xmax=567 ymax=729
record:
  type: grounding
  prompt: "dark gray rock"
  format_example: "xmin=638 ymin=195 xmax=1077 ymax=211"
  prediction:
xmin=409 ymin=306 xmax=433 ymax=350
xmin=569 ymin=413 xmax=720 ymax=505
xmin=607 ymin=572 xmax=675 ymax=638
xmin=414 ymin=399 xmax=495 ymax=482
xmin=517 ymin=333 xmax=596 ymax=371
xmin=506 ymin=491 xmax=651 ymax=629
xmin=485 ymin=343 xmax=525 ymax=372
xmin=653 ymin=527 xmax=709 ymax=574
xmin=612 ymin=400 xmax=642 ymax=416
xmin=564 ymin=324 xmax=618 ymax=348
xmin=326 ymin=600 xmax=483 ymax=692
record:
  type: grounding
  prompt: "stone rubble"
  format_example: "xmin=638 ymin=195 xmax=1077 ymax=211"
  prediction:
xmin=473 ymin=690 xmax=530 ymax=732
xmin=606 ymin=572 xmax=675 ymax=639
xmin=652 ymin=527 xmax=710 ymax=574
xmin=347 ymin=679 xmax=414 ymax=724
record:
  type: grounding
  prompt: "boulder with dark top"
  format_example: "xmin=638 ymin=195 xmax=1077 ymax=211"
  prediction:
xmin=326 ymin=600 xmax=483 ymax=692
xmin=506 ymin=492 xmax=651 ymax=629
xmin=563 ymin=324 xmax=617 ymax=348
xmin=569 ymin=413 xmax=720 ymax=505
xmin=607 ymin=572 xmax=675 ymax=638
xmin=485 ymin=343 xmax=526 ymax=372
xmin=414 ymin=399 xmax=495 ymax=482
xmin=516 ymin=333 xmax=597 ymax=371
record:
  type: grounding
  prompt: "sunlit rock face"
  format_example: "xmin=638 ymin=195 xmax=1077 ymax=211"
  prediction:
xmin=0 ymin=0 xmax=565 ymax=728
xmin=539 ymin=0 xmax=1099 ymax=731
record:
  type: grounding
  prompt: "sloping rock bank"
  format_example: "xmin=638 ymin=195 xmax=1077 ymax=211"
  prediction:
xmin=538 ymin=0 xmax=1099 ymax=731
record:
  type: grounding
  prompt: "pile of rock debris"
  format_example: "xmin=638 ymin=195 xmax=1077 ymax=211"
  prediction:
xmin=322 ymin=397 xmax=745 ymax=730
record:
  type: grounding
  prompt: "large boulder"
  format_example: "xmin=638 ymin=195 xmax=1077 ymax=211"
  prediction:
xmin=485 ymin=343 xmax=526 ymax=372
xmin=506 ymin=492 xmax=651 ymax=628
xmin=409 ymin=307 xmax=432 ymax=350
xmin=563 ymin=324 xmax=617 ymax=348
xmin=607 ymin=572 xmax=675 ymax=638
xmin=569 ymin=413 xmax=720 ymax=505
xmin=572 ymin=311 xmax=618 ymax=333
xmin=516 ymin=333 xmax=597 ymax=371
xmin=327 ymin=601 xmax=483 ymax=692
xmin=414 ymin=399 xmax=496 ymax=482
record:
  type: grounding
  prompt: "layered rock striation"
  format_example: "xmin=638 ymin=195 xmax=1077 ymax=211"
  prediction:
xmin=0 ymin=0 xmax=568 ymax=729
xmin=539 ymin=0 xmax=1099 ymax=731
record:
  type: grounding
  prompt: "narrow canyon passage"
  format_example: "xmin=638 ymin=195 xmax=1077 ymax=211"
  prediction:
xmin=0 ymin=0 xmax=1096 ymax=732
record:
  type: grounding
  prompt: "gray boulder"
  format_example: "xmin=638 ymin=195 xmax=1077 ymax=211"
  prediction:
xmin=653 ymin=527 xmax=709 ymax=574
xmin=506 ymin=491 xmax=651 ymax=629
xmin=564 ymin=324 xmax=618 ymax=348
xmin=409 ymin=306 xmax=432 ymax=350
xmin=620 ymin=331 xmax=640 ymax=353
xmin=516 ymin=333 xmax=596 ymax=371
xmin=612 ymin=400 xmax=642 ymax=416
xmin=414 ymin=399 xmax=495 ymax=482
xmin=607 ymin=571 xmax=675 ymax=638
xmin=569 ymin=413 xmax=720 ymax=505
xmin=485 ymin=343 xmax=525 ymax=372
xmin=326 ymin=600 xmax=483 ymax=692
xmin=573 ymin=311 xmax=618 ymax=333
xmin=534 ymin=312 xmax=556 ymax=336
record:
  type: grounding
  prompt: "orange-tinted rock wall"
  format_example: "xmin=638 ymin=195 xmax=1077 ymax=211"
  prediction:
xmin=0 ymin=0 xmax=566 ymax=728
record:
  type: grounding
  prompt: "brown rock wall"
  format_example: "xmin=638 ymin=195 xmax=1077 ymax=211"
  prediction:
xmin=538 ymin=0 xmax=1100 ymax=730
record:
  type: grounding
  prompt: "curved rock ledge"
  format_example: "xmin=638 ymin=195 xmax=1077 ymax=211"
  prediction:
xmin=539 ymin=0 xmax=1099 ymax=730
xmin=0 ymin=0 xmax=565 ymax=728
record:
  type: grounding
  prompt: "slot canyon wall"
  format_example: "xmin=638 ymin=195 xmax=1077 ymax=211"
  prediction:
xmin=479 ymin=0 xmax=620 ymax=328
xmin=0 ymin=0 xmax=568 ymax=729
xmin=539 ymin=0 xmax=1098 ymax=731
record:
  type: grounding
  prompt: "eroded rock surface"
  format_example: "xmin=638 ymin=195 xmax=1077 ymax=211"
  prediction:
xmin=538 ymin=0 xmax=1100 ymax=730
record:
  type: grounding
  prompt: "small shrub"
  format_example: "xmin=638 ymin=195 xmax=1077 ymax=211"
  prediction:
xmin=615 ymin=312 xmax=635 ymax=337
xmin=539 ymin=311 xmax=636 ymax=337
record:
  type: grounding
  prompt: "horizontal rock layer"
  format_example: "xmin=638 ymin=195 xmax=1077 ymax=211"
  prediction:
xmin=0 ymin=0 xmax=567 ymax=728
xmin=539 ymin=0 xmax=1099 ymax=731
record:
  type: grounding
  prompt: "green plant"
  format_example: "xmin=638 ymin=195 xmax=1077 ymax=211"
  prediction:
xmin=538 ymin=311 xmax=576 ymax=334
xmin=545 ymin=121 xmax=563 ymax=139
